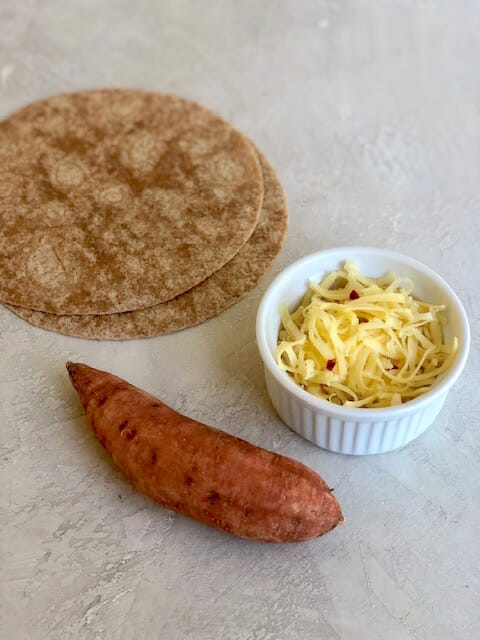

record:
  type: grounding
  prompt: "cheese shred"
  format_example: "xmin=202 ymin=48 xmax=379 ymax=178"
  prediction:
xmin=276 ymin=261 xmax=458 ymax=408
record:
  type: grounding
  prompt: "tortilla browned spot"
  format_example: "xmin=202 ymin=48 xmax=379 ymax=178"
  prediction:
xmin=0 ymin=89 xmax=263 ymax=314
xmin=6 ymin=149 xmax=287 ymax=339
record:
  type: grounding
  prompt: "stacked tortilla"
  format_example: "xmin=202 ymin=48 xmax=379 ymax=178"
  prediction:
xmin=0 ymin=90 xmax=287 ymax=339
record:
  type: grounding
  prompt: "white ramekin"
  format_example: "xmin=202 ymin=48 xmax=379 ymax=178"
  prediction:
xmin=256 ymin=247 xmax=470 ymax=455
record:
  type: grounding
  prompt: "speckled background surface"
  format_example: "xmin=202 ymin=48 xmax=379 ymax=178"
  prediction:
xmin=1 ymin=2 xmax=479 ymax=639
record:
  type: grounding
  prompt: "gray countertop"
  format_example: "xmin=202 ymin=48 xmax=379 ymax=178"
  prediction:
xmin=1 ymin=2 xmax=479 ymax=639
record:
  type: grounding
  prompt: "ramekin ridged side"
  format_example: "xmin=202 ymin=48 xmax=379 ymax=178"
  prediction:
xmin=264 ymin=365 xmax=448 ymax=455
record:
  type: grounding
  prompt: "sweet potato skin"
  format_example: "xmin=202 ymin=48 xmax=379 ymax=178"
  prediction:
xmin=66 ymin=362 xmax=343 ymax=542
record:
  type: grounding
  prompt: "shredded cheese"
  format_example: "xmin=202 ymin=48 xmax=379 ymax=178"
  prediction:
xmin=276 ymin=261 xmax=458 ymax=408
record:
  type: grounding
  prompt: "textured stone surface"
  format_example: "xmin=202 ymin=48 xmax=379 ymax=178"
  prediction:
xmin=1 ymin=1 xmax=479 ymax=639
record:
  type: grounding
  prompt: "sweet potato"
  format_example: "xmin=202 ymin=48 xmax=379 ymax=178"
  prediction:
xmin=66 ymin=362 xmax=343 ymax=542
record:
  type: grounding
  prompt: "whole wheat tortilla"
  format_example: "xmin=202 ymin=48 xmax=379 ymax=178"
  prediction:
xmin=6 ymin=150 xmax=287 ymax=339
xmin=0 ymin=89 xmax=263 ymax=314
